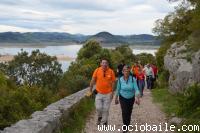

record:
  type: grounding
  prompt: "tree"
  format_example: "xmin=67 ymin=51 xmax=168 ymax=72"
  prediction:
xmin=110 ymin=50 xmax=124 ymax=70
xmin=3 ymin=49 xmax=62 ymax=91
xmin=153 ymin=0 xmax=200 ymax=70
xmin=115 ymin=45 xmax=137 ymax=65
xmin=77 ymin=40 xmax=102 ymax=60
xmin=59 ymin=40 xmax=113 ymax=94
xmin=136 ymin=53 xmax=156 ymax=66
xmin=0 ymin=72 xmax=57 ymax=129
xmin=153 ymin=2 xmax=192 ymax=41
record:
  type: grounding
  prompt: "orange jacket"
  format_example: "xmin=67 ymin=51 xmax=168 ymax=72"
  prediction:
xmin=92 ymin=67 xmax=116 ymax=94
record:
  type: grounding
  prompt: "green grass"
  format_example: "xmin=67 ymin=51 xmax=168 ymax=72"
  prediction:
xmin=152 ymin=87 xmax=200 ymax=133
xmin=152 ymin=81 xmax=200 ymax=133
xmin=152 ymin=87 xmax=179 ymax=118
xmin=61 ymin=97 xmax=95 ymax=133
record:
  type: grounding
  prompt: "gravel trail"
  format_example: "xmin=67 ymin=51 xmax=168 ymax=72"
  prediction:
xmin=84 ymin=89 xmax=171 ymax=133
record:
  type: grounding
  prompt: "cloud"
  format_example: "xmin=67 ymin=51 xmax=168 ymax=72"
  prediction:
xmin=0 ymin=0 xmax=23 ymax=5
xmin=0 ymin=0 xmax=179 ymax=34
xmin=0 ymin=25 xmax=40 ymax=32
xmin=42 ymin=0 xmax=147 ymax=11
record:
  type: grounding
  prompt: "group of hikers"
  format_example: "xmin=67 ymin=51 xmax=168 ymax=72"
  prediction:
xmin=117 ymin=60 xmax=158 ymax=94
xmin=88 ymin=58 xmax=158 ymax=132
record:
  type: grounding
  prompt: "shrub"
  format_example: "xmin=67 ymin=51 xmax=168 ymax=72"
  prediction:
xmin=136 ymin=53 xmax=156 ymax=66
xmin=0 ymin=72 xmax=58 ymax=129
xmin=1 ymin=49 xmax=63 ymax=91
xmin=177 ymin=84 xmax=200 ymax=119
xmin=77 ymin=40 xmax=102 ymax=60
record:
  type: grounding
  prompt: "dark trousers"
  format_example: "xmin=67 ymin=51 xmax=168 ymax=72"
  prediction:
xmin=138 ymin=79 xmax=145 ymax=96
xmin=119 ymin=95 xmax=135 ymax=126
xmin=152 ymin=75 xmax=157 ymax=89
xmin=146 ymin=75 xmax=153 ymax=89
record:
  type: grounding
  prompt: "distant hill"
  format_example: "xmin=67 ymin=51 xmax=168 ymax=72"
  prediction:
xmin=87 ymin=32 xmax=160 ymax=46
xmin=87 ymin=32 xmax=124 ymax=44
xmin=0 ymin=32 xmax=87 ymax=43
xmin=0 ymin=32 xmax=160 ymax=46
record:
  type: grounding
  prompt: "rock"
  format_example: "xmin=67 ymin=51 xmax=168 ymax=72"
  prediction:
xmin=2 ymin=120 xmax=50 ymax=133
xmin=164 ymin=41 xmax=200 ymax=93
xmin=1 ymin=88 xmax=88 ymax=133
xmin=191 ymin=50 xmax=200 ymax=84
xmin=171 ymin=43 xmax=178 ymax=49
xmin=169 ymin=117 xmax=183 ymax=125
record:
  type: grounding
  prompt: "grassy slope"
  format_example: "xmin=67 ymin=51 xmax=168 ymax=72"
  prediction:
xmin=61 ymin=97 xmax=95 ymax=133
xmin=152 ymin=87 xmax=179 ymax=118
xmin=152 ymin=86 xmax=200 ymax=133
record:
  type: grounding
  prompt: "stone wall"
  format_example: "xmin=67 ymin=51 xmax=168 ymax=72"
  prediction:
xmin=0 ymin=88 xmax=88 ymax=133
xmin=164 ymin=41 xmax=200 ymax=93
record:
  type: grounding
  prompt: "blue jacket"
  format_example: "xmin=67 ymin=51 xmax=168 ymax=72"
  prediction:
xmin=116 ymin=76 xmax=140 ymax=99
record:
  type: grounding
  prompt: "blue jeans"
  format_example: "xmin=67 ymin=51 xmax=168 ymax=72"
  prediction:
xmin=138 ymin=79 xmax=145 ymax=96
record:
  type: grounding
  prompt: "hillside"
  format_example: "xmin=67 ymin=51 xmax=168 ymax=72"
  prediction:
xmin=0 ymin=32 xmax=160 ymax=46
xmin=0 ymin=32 xmax=87 ymax=44
xmin=87 ymin=32 xmax=124 ymax=44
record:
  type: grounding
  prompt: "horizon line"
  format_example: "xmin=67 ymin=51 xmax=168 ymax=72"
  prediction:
xmin=0 ymin=31 xmax=155 ymax=36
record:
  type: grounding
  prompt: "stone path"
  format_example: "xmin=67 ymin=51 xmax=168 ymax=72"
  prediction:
xmin=84 ymin=89 xmax=171 ymax=133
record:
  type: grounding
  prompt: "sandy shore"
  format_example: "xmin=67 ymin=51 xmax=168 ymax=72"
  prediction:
xmin=0 ymin=55 xmax=14 ymax=62
xmin=0 ymin=54 xmax=75 ymax=62
xmin=56 ymin=55 xmax=75 ymax=61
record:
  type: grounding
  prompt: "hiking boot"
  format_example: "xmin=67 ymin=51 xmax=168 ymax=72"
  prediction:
xmin=96 ymin=117 xmax=102 ymax=125
xmin=102 ymin=121 xmax=108 ymax=126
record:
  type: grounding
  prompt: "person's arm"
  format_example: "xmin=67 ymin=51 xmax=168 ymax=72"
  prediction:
xmin=133 ymin=78 xmax=140 ymax=105
xmin=89 ymin=68 xmax=98 ymax=93
xmin=115 ymin=79 xmax=120 ymax=104
xmin=143 ymin=73 xmax=145 ymax=80
xmin=110 ymin=70 xmax=116 ymax=100
xmin=110 ymin=81 xmax=115 ymax=100
xmin=89 ymin=77 xmax=96 ymax=93
xmin=151 ymin=68 xmax=155 ymax=78
xmin=133 ymin=78 xmax=140 ymax=97
xmin=143 ymin=68 xmax=147 ymax=80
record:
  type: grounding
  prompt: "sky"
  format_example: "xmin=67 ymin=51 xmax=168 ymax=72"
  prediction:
xmin=0 ymin=0 xmax=179 ymax=35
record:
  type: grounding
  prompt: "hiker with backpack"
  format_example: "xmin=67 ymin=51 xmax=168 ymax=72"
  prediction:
xmin=136 ymin=67 xmax=145 ymax=97
xmin=131 ymin=62 xmax=139 ymax=77
xmin=88 ymin=59 xmax=116 ymax=125
xmin=150 ymin=63 xmax=158 ymax=88
xmin=117 ymin=60 xmax=125 ymax=78
xmin=115 ymin=65 xmax=140 ymax=132
xmin=144 ymin=63 xmax=155 ymax=89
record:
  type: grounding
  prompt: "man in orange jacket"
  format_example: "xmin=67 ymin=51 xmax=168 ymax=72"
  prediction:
xmin=89 ymin=59 xmax=116 ymax=125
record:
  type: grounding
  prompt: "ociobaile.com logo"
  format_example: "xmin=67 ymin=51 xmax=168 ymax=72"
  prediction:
xmin=97 ymin=123 xmax=200 ymax=132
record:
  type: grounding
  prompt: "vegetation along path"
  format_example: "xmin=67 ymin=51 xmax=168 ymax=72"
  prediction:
xmin=84 ymin=89 xmax=171 ymax=133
